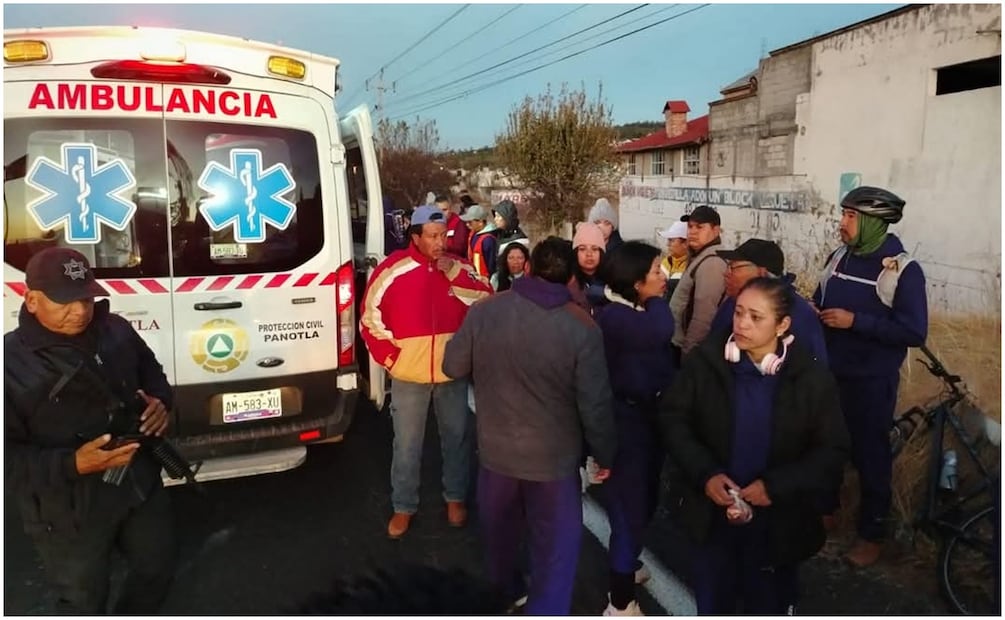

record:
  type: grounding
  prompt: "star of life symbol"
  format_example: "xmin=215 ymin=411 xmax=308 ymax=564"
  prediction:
xmin=197 ymin=149 xmax=297 ymax=243
xmin=25 ymin=143 xmax=137 ymax=244
xmin=63 ymin=258 xmax=87 ymax=281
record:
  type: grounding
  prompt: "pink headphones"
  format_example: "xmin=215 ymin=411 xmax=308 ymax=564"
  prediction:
xmin=725 ymin=334 xmax=795 ymax=376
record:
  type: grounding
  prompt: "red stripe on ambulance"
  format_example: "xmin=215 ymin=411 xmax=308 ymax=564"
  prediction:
xmin=105 ymin=280 xmax=137 ymax=295
xmin=4 ymin=272 xmax=336 ymax=297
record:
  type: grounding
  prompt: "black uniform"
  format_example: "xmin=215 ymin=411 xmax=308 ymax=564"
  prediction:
xmin=5 ymin=300 xmax=177 ymax=614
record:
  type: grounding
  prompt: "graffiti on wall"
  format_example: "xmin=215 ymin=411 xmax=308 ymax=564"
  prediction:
xmin=490 ymin=190 xmax=532 ymax=206
xmin=620 ymin=182 xmax=807 ymax=212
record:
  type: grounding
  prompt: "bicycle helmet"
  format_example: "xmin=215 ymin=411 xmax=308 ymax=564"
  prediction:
xmin=840 ymin=186 xmax=905 ymax=224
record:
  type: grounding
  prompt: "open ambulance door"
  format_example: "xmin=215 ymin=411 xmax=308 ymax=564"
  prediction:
xmin=340 ymin=105 xmax=387 ymax=410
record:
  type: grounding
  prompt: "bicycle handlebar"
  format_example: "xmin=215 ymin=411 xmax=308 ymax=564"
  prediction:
xmin=917 ymin=345 xmax=963 ymax=388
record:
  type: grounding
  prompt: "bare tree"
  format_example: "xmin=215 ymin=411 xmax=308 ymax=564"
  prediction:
xmin=495 ymin=84 xmax=621 ymax=233
xmin=376 ymin=117 xmax=456 ymax=209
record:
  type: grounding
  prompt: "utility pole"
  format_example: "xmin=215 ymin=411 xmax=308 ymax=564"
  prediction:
xmin=367 ymin=68 xmax=396 ymax=128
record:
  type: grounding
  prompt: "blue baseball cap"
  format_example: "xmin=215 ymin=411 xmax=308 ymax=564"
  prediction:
xmin=410 ymin=205 xmax=447 ymax=226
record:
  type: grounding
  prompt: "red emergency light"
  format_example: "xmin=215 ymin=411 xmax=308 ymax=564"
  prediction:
xmin=91 ymin=60 xmax=231 ymax=85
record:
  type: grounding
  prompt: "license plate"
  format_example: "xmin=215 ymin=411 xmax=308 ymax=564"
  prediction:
xmin=221 ymin=388 xmax=282 ymax=424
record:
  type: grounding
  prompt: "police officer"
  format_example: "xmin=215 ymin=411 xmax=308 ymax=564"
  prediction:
xmin=5 ymin=248 xmax=177 ymax=614
xmin=813 ymin=186 xmax=928 ymax=567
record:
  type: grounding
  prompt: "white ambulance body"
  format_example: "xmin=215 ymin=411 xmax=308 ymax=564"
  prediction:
xmin=3 ymin=27 xmax=387 ymax=481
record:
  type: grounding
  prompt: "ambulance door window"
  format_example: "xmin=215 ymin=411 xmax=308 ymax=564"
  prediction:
xmin=166 ymin=122 xmax=323 ymax=276
xmin=346 ymin=146 xmax=368 ymax=268
xmin=3 ymin=118 xmax=170 ymax=277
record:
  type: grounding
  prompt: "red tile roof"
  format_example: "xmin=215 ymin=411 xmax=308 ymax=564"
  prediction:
xmin=616 ymin=114 xmax=708 ymax=153
xmin=663 ymin=100 xmax=690 ymax=113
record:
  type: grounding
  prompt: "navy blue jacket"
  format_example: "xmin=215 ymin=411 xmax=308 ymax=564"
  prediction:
xmin=711 ymin=287 xmax=829 ymax=364
xmin=596 ymin=293 xmax=676 ymax=405
xmin=5 ymin=300 xmax=173 ymax=535
xmin=812 ymin=235 xmax=927 ymax=378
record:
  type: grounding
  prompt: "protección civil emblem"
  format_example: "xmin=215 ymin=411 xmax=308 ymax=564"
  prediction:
xmin=190 ymin=318 xmax=249 ymax=373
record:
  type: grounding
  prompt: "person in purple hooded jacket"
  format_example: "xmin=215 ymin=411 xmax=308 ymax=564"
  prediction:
xmin=813 ymin=186 xmax=928 ymax=568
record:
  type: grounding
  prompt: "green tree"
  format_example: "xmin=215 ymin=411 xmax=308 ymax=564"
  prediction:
xmin=376 ymin=117 xmax=456 ymax=209
xmin=495 ymin=84 xmax=620 ymax=232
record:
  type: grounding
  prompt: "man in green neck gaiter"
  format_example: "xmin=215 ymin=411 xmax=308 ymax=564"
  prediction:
xmin=812 ymin=185 xmax=929 ymax=570
xmin=845 ymin=211 xmax=888 ymax=256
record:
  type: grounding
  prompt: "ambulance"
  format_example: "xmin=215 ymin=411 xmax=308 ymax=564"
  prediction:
xmin=3 ymin=26 xmax=388 ymax=482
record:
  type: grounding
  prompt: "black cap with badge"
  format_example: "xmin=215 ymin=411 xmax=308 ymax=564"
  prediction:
xmin=716 ymin=238 xmax=785 ymax=277
xmin=680 ymin=205 xmax=721 ymax=227
xmin=25 ymin=247 xmax=110 ymax=303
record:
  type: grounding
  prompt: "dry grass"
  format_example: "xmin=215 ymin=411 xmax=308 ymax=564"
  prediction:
xmin=890 ymin=314 xmax=1000 ymax=537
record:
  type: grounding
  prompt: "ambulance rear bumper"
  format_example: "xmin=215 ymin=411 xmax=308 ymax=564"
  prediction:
xmin=168 ymin=369 xmax=359 ymax=463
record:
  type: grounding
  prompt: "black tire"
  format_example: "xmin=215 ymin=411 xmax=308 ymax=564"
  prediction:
xmin=939 ymin=505 xmax=999 ymax=615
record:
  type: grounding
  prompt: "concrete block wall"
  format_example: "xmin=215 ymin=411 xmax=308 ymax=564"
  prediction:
xmin=757 ymin=46 xmax=812 ymax=124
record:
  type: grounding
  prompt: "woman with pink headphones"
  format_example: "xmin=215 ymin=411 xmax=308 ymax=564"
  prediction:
xmin=659 ymin=277 xmax=850 ymax=615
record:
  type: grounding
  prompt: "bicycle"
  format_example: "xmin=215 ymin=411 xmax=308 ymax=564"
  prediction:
xmin=890 ymin=346 xmax=1001 ymax=615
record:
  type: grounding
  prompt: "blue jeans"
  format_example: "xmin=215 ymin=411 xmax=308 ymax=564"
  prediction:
xmin=390 ymin=378 xmax=472 ymax=514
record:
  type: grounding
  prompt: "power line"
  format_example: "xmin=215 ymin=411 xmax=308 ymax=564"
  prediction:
xmin=390 ymin=5 xmax=523 ymax=87
xmin=490 ymin=4 xmax=680 ymax=81
xmin=383 ymin=3 xmax=651 ymax=109
xmin=387 ymin=4 xmax=678 ymax=116
xmin=340 ymin=4 xmax=471 ymax=107
xmin=388 ymin=4 xmax=709 ymax=121
xmin=437 ymin=4 xmax=587 ymax=80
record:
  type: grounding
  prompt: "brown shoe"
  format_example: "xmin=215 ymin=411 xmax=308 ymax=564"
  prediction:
xmin=387 ymin=512 xmax=412 ymax=539
xmin=446 ymin=501 xmax=467 ymax=528
xmin=822 ymin=514 xmax=838 ymax=533
xmin=845 ymin=538 xmax=882 ymax=568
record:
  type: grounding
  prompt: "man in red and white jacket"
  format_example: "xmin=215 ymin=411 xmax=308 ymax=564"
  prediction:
xmin=360 ymin=205 xmax=493 ymax=539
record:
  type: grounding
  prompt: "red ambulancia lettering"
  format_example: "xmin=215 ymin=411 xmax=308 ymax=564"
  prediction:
xmin=165 ymin=88 xmax=191 ymax=114
xmin=92 ymin=85 xmax=114 ymax=110
xmin=219 ymin=91 xmax=241 ymax=116
xmin=192 ymin=89 xmax=215 ymax=114
xmin=26 ymin=83 xmax=277 ymax=118
xmin=118 ymin=85 xmax=141 ymax=111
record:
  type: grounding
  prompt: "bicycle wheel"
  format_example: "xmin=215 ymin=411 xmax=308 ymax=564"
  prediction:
xmin=939 ymin=505 xmax=999 ymax=615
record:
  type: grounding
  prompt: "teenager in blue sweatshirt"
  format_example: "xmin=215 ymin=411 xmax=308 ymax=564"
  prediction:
xmin=595 ymin=241 xmax=675 ymax=615
xmin=661 ymin=278 xmax=849 ymax=615
xmin=812 ymin=186 xmax=927 ymax=567
xmin=711 ymin=238 xmax=828 ymax=363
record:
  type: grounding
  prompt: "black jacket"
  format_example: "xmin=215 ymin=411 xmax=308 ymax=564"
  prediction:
xmin=5 ymin=300 xmax=173 ymax=536
xmin=659 ymin=331 xmax=849 ymax=565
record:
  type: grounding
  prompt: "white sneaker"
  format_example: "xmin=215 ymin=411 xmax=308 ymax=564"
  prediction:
xmin=634 ymin=566 xmax=651 ymax=585
xmin=603 ymin=597 xmax=644 ymax=616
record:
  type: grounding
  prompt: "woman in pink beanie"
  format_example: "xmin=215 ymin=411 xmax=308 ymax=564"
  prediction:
xmin=569 ymin=222 xmax=608 ymax=315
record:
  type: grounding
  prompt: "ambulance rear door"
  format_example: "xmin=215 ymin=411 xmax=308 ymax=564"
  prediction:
xmin=164 ymin=83 xmax=343 ymax=436
xmin=340 ymin=104 xmax=387 ymax=410
xmin=3 ymin=77 xmax=177 ymax=386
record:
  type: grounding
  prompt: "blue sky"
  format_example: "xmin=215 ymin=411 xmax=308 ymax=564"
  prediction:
xmin=4 ymin=3 xmax=903 ymax=149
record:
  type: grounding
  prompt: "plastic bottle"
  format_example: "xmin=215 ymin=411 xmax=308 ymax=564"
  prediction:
xmin=939 ymin=449 xmax=958 ymax=491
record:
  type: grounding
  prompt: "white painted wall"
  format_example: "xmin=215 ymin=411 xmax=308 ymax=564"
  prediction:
xmin=797 ymin=4 xmax=1002 ymax=313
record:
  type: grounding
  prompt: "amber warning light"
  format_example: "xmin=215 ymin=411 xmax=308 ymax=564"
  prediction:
xmin=4 ymin=40 xmax=49 ymax=63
